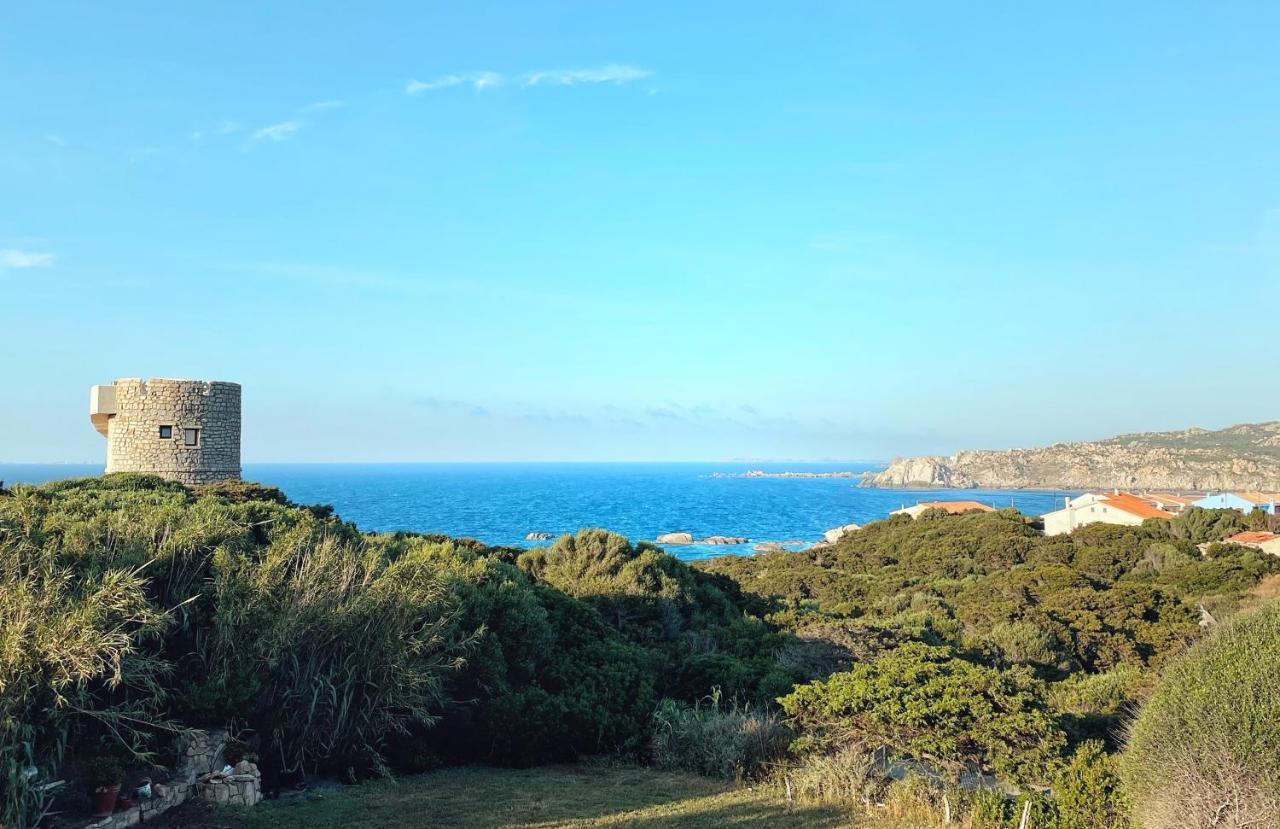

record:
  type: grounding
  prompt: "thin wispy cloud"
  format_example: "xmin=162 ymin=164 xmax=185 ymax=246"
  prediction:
xmin=216 ymin=120 xmax=242 ymax=135
xmin=405 ymin=72 xmax=503 ymax=95
xmin=523 ymin=64 xmax=651 ymax=87
xmin=1 ymin=249 xmax=55 ymax=269
xmin=45 ymin=134 xmax=69 ymax=147
xmin=302 ymin=99 xmax=346 ymax=112
xmin=405 ymin=65 xmax=651 ymax=94
xmin=251 ymin=120 xmax=302 ymax=142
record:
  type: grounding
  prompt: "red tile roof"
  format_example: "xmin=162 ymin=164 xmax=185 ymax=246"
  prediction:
xmin=1226 ymin=531 xmax=1280 ymax=545
xmin=1100 ymin=493 xmax=1173 ymax=520
xmin=916 ymin=500 xmax=997 ymax=514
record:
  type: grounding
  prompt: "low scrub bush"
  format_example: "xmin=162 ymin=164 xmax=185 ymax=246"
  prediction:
xmin=650 ymin=689 xmax=790 ymax=780
xmin=780 ymin=746 xmax=885 ymax=806
xmin=781 ymin=642 xmax=1067 ymax=785
xmin=1051 ymin=741 xmax=1133 ymax=829
xmin=1122 ymin=599 xmax=1280 ymax=829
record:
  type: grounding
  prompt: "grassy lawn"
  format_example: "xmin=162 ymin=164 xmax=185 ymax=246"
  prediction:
xmin=191 ymin=763 xmax=869 ymax=828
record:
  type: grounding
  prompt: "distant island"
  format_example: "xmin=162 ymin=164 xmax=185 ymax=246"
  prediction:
xmin=861 ymin=420 xmax=1280 ymax=491
xmin=711 ymin=469 xmax=863 ymax=479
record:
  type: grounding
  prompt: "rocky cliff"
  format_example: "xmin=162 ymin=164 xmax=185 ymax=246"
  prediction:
xmin=861 ymin=421 xmax=1280 ymax=491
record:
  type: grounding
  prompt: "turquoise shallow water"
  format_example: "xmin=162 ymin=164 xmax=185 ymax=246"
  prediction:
xmin=0 ymin=462 xmax=1076 ymax=561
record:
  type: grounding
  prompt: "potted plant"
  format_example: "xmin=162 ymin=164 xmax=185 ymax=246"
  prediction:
xmin=83 ymin=757 xmax=126 ymax=818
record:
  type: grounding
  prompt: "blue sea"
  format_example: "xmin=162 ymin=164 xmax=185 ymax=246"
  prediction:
xmin=0 ymin=462 xmax=1076 ymax=561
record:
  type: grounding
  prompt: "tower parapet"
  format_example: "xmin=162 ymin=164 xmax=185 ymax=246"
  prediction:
xmin=89 ymin=378 xmax=241 ymax=484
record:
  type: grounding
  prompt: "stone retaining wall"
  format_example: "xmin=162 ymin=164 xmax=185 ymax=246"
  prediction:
xmin=82 ymin=728 xmax=259 ymax=828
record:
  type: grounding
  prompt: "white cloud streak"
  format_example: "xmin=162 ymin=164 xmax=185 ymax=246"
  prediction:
xmin=251 ymin=120 xmax=301 ymax=142
xmin=1 ymin=249 xmax=55 ymax=269
xmin=302 ymin=99 xmax=346 ymax=112
xmin=523 ymin=64 xmax=651 ymax=87
xmin=405 ymin=65 xmax=651 ymax=95
xmin=405 ymin=72 xmax=503 ymax=95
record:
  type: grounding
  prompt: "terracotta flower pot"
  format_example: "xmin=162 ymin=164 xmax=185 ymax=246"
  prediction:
xmin=91 ymin=784 xmax=121 ymax=818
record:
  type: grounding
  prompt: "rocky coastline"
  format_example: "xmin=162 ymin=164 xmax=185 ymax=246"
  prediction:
xmin=710 ymin=470 xmax=863 ymax=479
xmin=860 ymin=421 xmax=1280 ymax=492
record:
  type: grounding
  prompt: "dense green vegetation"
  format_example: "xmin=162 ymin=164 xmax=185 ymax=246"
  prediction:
xmin=1122 ymin=600 xmax=1280 ymax=829
xmin=0 ymin=476 xmax=779 ymax=826
xmin=2 ymin=476 xmax=1276 ymax=828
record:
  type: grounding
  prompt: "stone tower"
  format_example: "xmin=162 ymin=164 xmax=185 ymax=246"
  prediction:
xmin=90 ymin=378 xmax=241 ymax=484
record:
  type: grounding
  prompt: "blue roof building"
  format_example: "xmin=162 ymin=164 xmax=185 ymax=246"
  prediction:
xmin=1191 ymin=492 xmax=1279 ymax=515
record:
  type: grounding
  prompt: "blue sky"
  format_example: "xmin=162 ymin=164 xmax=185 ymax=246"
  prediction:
xmin=3 ymin=2 xmax=1278 ymax=463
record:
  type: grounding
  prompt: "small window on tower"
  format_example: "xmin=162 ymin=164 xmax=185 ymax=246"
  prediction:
xmin=159 ymin=425 xmax=173 ymax=439
xmin=183 ymin=428 xmax=200 ymax=447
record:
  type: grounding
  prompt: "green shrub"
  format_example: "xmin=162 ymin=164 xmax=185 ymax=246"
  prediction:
xmin=984 ymin=619 xmax=1069 ymax=672
xmin=1049 ymin=665 xmax=1150 ymax=745
xmin=650 ymin=689 xmax=791 ymax=780
xmin=1122 ymin=600 xmax=1280 ymax=829
xmin=82 ymin=756 xmax=125 ymax=789
xmin=1052 ymin=741 xmax=1132 ymax=829
xmin=780 ymin=642 xmax=1066 ymax=784
xmin=194 ymin=528 xmax=467 ymax=777
xmin=0 ymin=531 xmax=169 ymax=828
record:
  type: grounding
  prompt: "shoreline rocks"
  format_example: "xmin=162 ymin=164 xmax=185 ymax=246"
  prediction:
xmin=655 ymin=532 xmax=750 ymax=546
xmin=525 ymin=532 xmax=553 ymax=541
xmin=823 ymin=523 xmax=861 ymax=545
xmin=753 ymin=540 xmax=806 ymax=553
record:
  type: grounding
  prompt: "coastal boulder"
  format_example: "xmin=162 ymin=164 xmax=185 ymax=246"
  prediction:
xmin=656 ymin=532 xmax=693 ymax=545
xmin=525 ymin=532 xmax=553 ymax=541
xmin=822 ymin=524 xmax=861 ymax=546
xmin=700 ymin=536 xmax=748 ymax=545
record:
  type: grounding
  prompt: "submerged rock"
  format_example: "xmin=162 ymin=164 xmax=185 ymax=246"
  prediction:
xmin=754 ymin=540 xmax=806 ymax=552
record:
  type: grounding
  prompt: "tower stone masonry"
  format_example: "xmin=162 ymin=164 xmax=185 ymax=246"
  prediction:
xmin=90 ymin=378 xmax=241 ymax=484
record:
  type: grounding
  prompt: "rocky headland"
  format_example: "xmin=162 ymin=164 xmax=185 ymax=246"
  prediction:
xmin=860 ymin=421 xmax=1280 ymax=491
xmin=710 ymin=470 xmax=862 ymax=479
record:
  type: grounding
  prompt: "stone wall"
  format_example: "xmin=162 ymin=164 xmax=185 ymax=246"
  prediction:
xmin=103 ymin=379 xmax=241 ymax=484
xmin=197 ymin=761 xmax=262 ymax=808
xmin=81 ymin=729 xmax=260 ymax=828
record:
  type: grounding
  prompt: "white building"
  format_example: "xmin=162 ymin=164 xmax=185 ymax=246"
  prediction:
xmin=1042 ymin=492 xmax=1172 ymax=536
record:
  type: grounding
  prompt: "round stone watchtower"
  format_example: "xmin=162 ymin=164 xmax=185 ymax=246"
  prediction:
xmin=90 ymin=378 xmax=242 ymax=484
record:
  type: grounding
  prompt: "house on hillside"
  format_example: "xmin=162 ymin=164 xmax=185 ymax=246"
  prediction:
xmin=1220 ymin=531 xmax=1280 ymax=556
xmin=890 ymin=500 xmax=997 ymax=519
xmin=1042 ymin=492 xmax=1172 ymax=536
xmin=1190 ymin=492 xmax=1279 ymax=515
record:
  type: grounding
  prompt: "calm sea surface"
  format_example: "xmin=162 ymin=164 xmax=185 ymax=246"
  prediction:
xmin=0 ymin=462 xmax=1076 ymax=561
